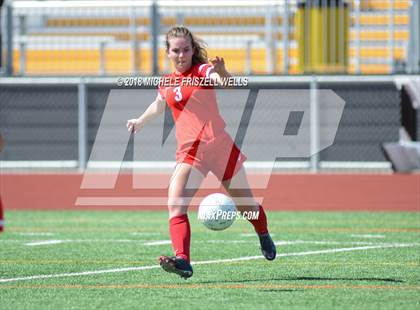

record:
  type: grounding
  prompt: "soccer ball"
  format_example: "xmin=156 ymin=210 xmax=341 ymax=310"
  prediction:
xmin=198 ymin=193 xmax=237 ymax=231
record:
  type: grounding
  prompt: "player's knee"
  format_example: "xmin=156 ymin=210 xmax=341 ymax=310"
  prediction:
xmin=167 ymin=197 xmax=188 ymax=216
xmin=167 ymin=196 xmax=187 ymax=207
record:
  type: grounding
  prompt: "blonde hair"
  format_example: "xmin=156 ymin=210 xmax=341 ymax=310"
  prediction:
xmin=165 ymin=26 xmax=208 ymax=65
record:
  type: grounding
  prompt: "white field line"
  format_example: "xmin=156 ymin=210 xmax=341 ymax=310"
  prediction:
xmin=143 ymin=240 xmax=172 ymax=246
xmin=350 ymin=234 xmax=386 ymax=239
xmin=17 ymin=233 xmax=55 ymax=236
xmin=0 ymin=243 xmax=417 ymax=283
xmin=16 ymin=239 xmax=420 ymax=247
xmin=241 ymin=233 xmax=276 ymax=237
xmin=192 ymin=244 xmax=418 ymax=265
xmin=5 ymin=239 xmax=248 ymax=246
xmin=23 ymin=239 xmax=151 ymax=246
xmin=275 ymin=240 xmax=399 ymax=246
xmin=26 ymin=240 xmax=64 ymax=246
xmin=206 ymin=240 xmax=249 ymax=244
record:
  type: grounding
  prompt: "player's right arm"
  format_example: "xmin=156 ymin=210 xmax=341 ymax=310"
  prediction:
xmin=126 ymin=94 xmax=166 ymax=134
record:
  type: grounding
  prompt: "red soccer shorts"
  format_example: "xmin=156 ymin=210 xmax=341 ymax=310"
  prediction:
xmin=176 ymin=132 xmax=247 ymax=181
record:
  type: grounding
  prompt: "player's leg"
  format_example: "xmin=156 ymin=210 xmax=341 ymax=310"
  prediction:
xmin=222 ymin=166 xmax=259 ymax=212
xmin=222 ymin=166 xmax=266 ymax=233
xmin=159 ymin=163 xmax=205 ymax=278
xmin=167 ymin=162 xmax=205 ymax=219
xmin=207 ymin=132 xmax=276 ymax=260
xmin=222 ymin=167 xmax=276 ymax=260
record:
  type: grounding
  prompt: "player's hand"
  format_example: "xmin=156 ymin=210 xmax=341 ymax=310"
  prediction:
xmin=209 ymin=56 xmax=226 ymax=74
xmin=126 ymin=118 xmax=144 ymax=134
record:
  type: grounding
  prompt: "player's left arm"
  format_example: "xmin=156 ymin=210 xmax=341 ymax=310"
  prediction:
xmin=208 ymin=56 xmax=232 ymax=87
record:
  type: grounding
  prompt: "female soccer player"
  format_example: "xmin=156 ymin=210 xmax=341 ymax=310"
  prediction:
xmin=127 ymin=26 xmax=275 ymax=278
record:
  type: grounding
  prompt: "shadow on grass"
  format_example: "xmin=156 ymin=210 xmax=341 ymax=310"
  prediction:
xmin=196 ymin=276 xmax=404 ymax=285
xmin=259 ymin=289 xmax=304 ymax=293
xmin=290 ymin=277 xmax=404 ymax=283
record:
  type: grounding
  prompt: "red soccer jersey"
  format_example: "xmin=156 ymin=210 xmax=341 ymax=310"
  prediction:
xmin=158 ymin=63 xmax=226 ymax=152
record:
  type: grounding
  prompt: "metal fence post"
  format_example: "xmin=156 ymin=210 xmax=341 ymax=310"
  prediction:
xmin=99 ymin=41 xmax=106 ymax=76
xmin=130 ymin=5 xmax=138 ymax=75
xmin=265 ymin=4 xmax=275 ymax=74
xmin=354 ymin=0 xmax=361 ymax=73
xmin=78 ymin=78 xmax=87 ymax=170
xmin=5 ymin=3 xmax=13 ymax=76
xmin=282 ymin=0 xmax=289 ymax=73
xmin=18 ymin=15 xmax=26 ymax=36
xmin=389 ymin=0 xmax=395 ymax=73
xmin=304 ymin=1 xmax=310 ymax=72
xmin=245 ymin=40 xmax=252 ymax=75
xmin=18 ymin=14 xmax=27 ymax=75
xmin=151 ymin=1 xmax=160 ymax=75
xmin=310 ymin=77 xmax=320 ymax=172
xmin=407 ymin=0 xmax=420 ymax=73
xmin=330 ymin=0 xmax=336 ymax=70
xmin=322 ymin=0 xmax=327 ymax=69
xmin=338 ymin=0 xmax=345 ymax=71
xmin=176 ymin=12 xmax=184 ymax=25
xmin=19 ymin=40 xmax=26 ymax=75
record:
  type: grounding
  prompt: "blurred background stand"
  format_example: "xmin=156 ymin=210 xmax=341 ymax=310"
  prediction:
xmin=296 ymin=0 xmax=349 ymax=74
xmin=382 ymin=78 xmax=420 ymax=173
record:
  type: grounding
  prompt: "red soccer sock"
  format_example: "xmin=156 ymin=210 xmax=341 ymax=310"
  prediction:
xmin=247 ymin=205 xmax=268 ymax=235
xmin=169 ymin=214 xmax=191 ymax=262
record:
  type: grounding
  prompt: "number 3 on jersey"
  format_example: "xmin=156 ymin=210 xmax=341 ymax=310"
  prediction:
xmin=173 ymin=86 xmax=183 ymax=102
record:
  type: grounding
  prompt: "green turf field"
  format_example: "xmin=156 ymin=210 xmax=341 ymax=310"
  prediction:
xmin=0 ymin=210 xmax=419 ymax=310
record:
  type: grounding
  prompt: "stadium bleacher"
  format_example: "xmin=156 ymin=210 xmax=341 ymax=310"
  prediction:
xmin=8 ymin=0 xmax=412 ymax=75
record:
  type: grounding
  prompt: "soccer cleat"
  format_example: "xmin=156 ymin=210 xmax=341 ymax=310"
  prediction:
xmin=258 ymin=233 xmax=276 ymax=261
xmin=158 ymin=255 xmax=193 ymax=279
